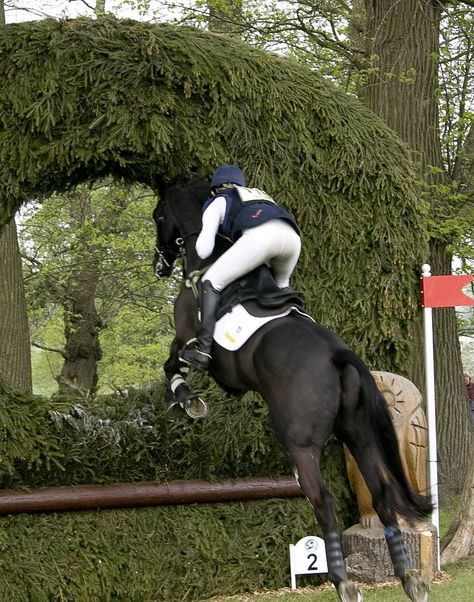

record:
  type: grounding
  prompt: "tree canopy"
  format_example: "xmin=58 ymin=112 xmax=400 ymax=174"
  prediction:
xmin=1 ymin=15 xmax=427 ymax=371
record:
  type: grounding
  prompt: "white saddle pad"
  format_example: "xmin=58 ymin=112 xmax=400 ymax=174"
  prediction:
xmin=214 ymin=303 xmax=313 ymax=351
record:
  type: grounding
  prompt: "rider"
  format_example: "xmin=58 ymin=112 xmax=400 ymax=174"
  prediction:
xmin=181 ymin=164 xmax=301 ymax=370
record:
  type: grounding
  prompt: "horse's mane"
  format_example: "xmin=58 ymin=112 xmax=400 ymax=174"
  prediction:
xmin=173 ymin=175 xmax=211 ymax=207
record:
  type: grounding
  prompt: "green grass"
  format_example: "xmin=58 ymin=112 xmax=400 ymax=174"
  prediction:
xmin=202 ymin=556 xmax=474 ymax=602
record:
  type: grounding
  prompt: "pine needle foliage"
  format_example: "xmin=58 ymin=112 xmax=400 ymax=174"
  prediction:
xmin=0 ymin=381 xmax=355 ymax=601
xmin=0 ymin=16 xmax=427 ymax=371
xmin=0 ymin=501 xmax=325 ymax=602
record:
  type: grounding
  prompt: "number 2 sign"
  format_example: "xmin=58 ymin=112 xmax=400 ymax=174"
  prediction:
xmin=289 ymin=536 xmax=328 ymax=589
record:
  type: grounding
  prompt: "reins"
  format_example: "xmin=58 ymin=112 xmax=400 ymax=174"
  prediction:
xmin=174 ymin=231 xmax=208 ymax=299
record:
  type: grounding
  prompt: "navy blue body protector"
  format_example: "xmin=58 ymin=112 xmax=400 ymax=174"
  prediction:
xmin=202 ymin=186 xmax=299 ymax=242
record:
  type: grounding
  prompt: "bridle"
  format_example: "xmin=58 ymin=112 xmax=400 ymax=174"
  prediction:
xmin=154 ymin=219 xmax=201 ymax=278
xmin=154 ymin=243 xmax=176 ymax=277
xmin=155 ymin=226 xmax=211 ymax=300
xmin=154 ymin=183 xmax=208 ymax=281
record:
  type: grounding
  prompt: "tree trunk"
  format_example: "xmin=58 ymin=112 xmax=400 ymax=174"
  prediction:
xmin=441 ymin=449 xmax=474 ymax=564
xmin=0 ymin=220 xmax=32 ymax=392
xmin=429 ymin=239 xmax=472 ymax=490
xmin=357 ymin=0 xmax=472 ymax=498
xmin=57 ymin=191 xmax=102 ymax=398
xmin=359 ymin=1 xmax=442 ymax=167
xmin=95 ymin=0 xmax=106 ymax=17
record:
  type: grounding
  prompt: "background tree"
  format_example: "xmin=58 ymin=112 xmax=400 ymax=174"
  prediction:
xmin=208 ymin=0 xmax=242 ymax=33
xmin=59 ymin=188 xmax=103 ymax=396
xmin=441 ymin=450 xmax=474 ymax=562
xmin=0 ymin=0 xmax=32 ymax=393
xmin=354 ymin=0 xmax=472 ymax=499
xmin=0 ymin=220 xmax=32 ymax=392
xmin=19 ymin=182 xmax=176 ymax=396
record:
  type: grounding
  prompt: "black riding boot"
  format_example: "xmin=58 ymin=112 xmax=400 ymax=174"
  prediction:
xmin=181 ymin=281 xmax=221 ymax=370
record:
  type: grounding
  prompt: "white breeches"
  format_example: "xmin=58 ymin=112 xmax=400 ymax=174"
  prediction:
xmin=203 ymin=219 xmax=301 ymax=291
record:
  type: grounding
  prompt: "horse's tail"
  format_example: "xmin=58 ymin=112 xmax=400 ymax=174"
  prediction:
xmin=334 ymin=348 xmax=433 ymax=523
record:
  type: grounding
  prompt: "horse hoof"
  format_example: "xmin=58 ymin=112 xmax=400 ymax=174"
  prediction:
xmin=165 ymin=398 xmax=181 ymax=412
xmin=402 ymin=573 xmax=429 ymax=602
xmin=336 ymin=581 xmax=363 ymax=602
xmin=183 ymin=397 xmax=208 ymax=419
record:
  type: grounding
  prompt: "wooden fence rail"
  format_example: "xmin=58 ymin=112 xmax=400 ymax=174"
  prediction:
xmin=0 ymin=476 xmax=303 ymax=515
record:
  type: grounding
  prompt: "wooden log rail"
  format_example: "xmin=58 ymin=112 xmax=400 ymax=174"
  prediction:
xmin=0 ymin=476 xmax=303 ymax=515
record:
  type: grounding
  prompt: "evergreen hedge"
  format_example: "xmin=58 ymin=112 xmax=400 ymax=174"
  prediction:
xmin=0 ymin=501 xmax=323 ymax=601
xmin=0 ymin=15 xmax=427 ymax=372
xmin=0 ymin=15 xmax=425 ymax=599
xmin=0 ymin=380 xmax=355 ymax=601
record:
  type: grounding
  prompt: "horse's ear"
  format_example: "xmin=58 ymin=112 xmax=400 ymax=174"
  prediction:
xmin=151 ymin=175 xmax=167 ymax=201
xmin=152 ymin=203 xmax=161 ymax=223
xmin=191 ymin=177 xmax=212 ymax=204
xmin=154 ymin=175 xmax=199 ymax=200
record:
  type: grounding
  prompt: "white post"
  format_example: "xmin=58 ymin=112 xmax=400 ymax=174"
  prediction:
xmin=421 ymin=264 xmax=440 ymax=571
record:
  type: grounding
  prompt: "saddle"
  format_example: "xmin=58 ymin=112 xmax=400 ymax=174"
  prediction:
xmin=208 ymin=266 xmax=309 ymax=351
xmin=216 ymin=265 xmax=304 ymax=320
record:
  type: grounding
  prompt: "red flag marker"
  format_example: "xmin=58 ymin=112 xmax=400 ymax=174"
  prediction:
xmin=421 ymin=274 xmax=474 ymax=308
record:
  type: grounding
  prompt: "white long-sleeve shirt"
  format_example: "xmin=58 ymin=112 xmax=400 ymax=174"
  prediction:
xmin=195 ymin=196 xmax=227 ymax=259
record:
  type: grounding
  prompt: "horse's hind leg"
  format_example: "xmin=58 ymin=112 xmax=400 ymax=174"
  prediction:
xmin=291 ymin=448 xmax=362 ymax=602
xmin=362 ymin=465 xmax=427 ymax=600
xmin=369 ymin=474 xmax=429 ymax=601
xmin=384 ymin=525 xmax=429 ymax=602
xmin=341 ymin=437 xmax=429 ymax=602
xmin=337 ymin=366 xmax=429 ymax=601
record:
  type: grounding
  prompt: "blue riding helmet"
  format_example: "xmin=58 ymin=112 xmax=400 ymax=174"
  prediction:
xmin=211 ymin=164 xmax=246 ymax=188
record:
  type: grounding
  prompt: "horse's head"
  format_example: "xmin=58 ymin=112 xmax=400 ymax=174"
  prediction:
xmin=152 ymin=198 xmax=181 ymax=278
xmin=152 ymin=176 xmax=211 ymax=278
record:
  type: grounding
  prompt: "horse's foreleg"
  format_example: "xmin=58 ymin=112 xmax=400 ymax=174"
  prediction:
xmin=291 ymin=448 xmax=362 ymax=602
xmin=163 ymin=339 xmax=208 ymax=419
xmin=163 ymin=338 xmax=189 ymax=408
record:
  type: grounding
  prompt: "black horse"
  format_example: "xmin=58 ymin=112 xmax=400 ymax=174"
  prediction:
xmin=153 ymin=176 xmax=432 ymax=602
